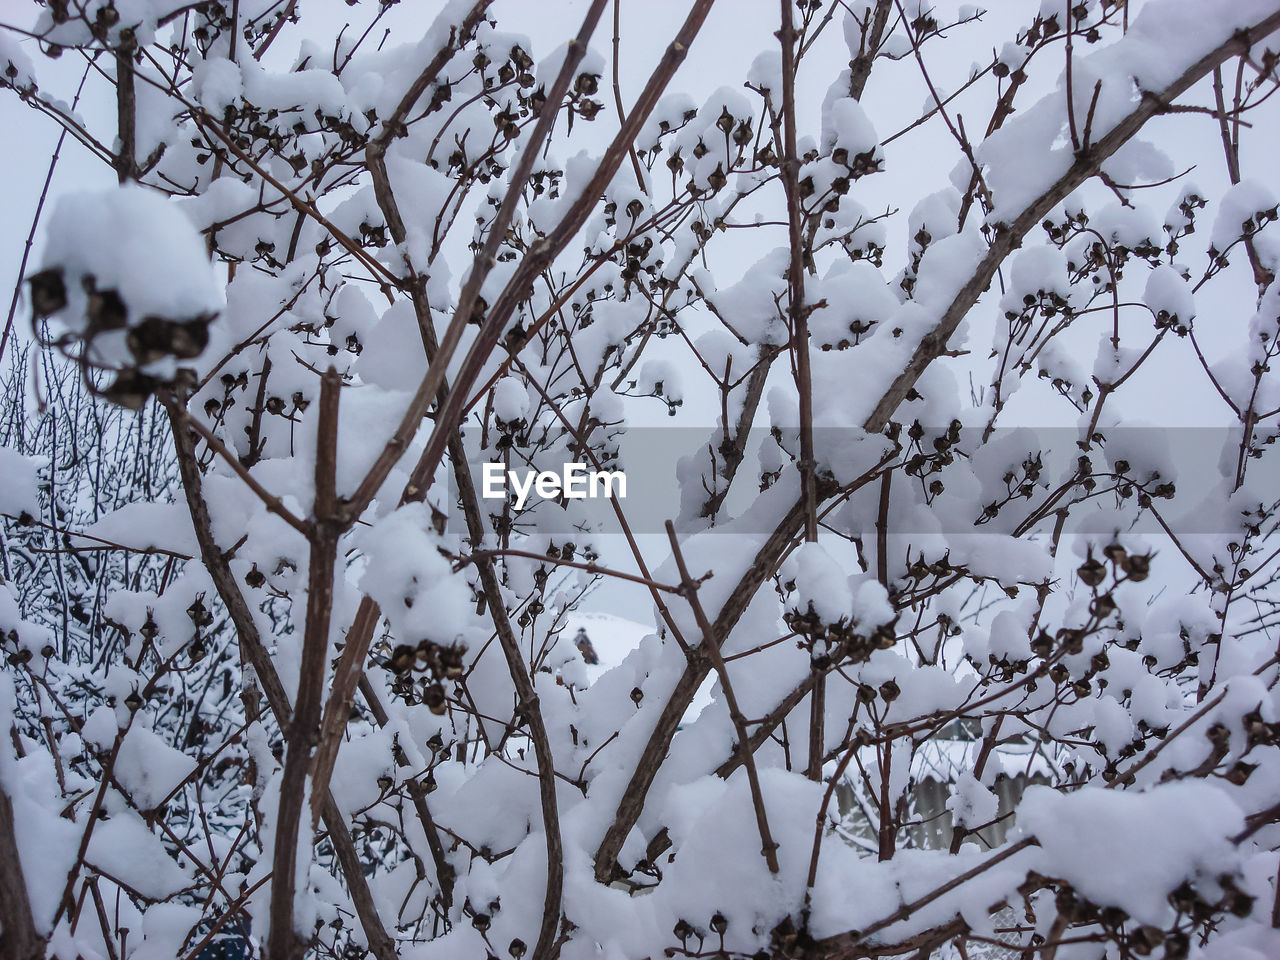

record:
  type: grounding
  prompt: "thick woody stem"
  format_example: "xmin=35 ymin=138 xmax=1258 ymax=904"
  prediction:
xmin=666 ymin=521 xmax=780 ymax=873
xmin=305 ymin=2 xmax=604 ymax=859
xmin=779 ymin=0 xmax=824 ymax=784
xmin=268 ymin=368 xmax=340 ymax=960
xmin=162 ymin=394 xmax=396 ymax=960
xmin=114 ymin=42 xmax=136 ymax=184
xmin=0 ymin=770 xmax=43 ymax=960
xmin=848 ymin=0 xmax=893 ymax=100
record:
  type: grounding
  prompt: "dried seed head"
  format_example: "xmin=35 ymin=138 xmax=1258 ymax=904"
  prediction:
xmin=1077 ymin=557 xmax=1107 ymax=587
xmin=28 ymin=268 xmax=68 ymax=316
xmin=422 ymin=682 xmax=447 ymax=715
xmin=1125 ymin=553 xmax=1151 ymax=581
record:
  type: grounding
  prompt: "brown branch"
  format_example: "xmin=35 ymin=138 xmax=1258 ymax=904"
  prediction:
xmin=593 ymin=491 xmax=811 ymax=879
xmin=780 ymin=0 xmax=821 ymax=783
xmin=611 ymin=0 xmax=648 ymax=192
xmin=114 ymin=41 xmax=137 ymax=183
xmin=252 ymin=0 xmax=297 ymax=61
xmin=698 ymin=345 xmax=780 ymax=521
xmin=474 ymin=549 xmax=565 ymax=960
xmin=666 ymin=520 xmax=780 ymax=873
xmin=322 ymin=17 xmax=718 ymax=880
xmin=714 ymin=671 xmax=815 ymax=778
xmin=167 ymin=401 xmax=310 ymax=537
xmin=302 ymin=4 xmax=607 ymax=828
xmin=848 ymin=0 xmax=893 ymax=101
xmin=0 ymin=768 xmax=43 ymax=960
xmin=467 ymin=548 xmax=686 ymax=595
xmin=779 ymin=0 xmax=818 ymax=547
xmin=1212 ymin=65 xmax=1272 ymax=289
xmin=816 ymin=839 xmax=1034 ymax=956
xmin=300 ymin=0 xmax=515 ymax=825
xmin=162 ymin=392 xmax=292 ymax=719
xmin=358 ymin=675 xmax=455 ymax=909
xmin=449 ymin=388 xmax=565 ymax=959
xmin=269 ymin=368 xmax=341 ymax=960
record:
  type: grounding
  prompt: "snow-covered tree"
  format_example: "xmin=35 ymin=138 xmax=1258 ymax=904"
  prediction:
xmin=3 ymin=1 xmax=1280 ymax=958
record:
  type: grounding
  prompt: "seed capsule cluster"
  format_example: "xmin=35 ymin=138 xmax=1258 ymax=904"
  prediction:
xmin=783 ymin=600 xmax=897 ymax=671
xmin=28 ymin=266 xmax=215 ymax=409
xmin=386 ymin=638 xmax=466 ymax=714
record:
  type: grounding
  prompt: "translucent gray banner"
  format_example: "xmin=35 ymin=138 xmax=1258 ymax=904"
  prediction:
xmin=444 ymin=426 xmax=1277 ymax=537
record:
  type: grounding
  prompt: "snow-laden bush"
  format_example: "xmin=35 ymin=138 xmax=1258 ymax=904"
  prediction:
xmin=2 ymin=1 xmax=1280 ymax=959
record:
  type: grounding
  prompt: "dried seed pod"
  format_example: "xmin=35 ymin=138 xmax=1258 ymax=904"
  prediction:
xmin=1103 ymin=542 xmax=1127 ymax=565
xmin=510 ymin=45 xmax=533 ymax=71
xmin=101 ymin=369 xmax=160 ymax=410
xmin=1077 ymin=557 xmax=1106 ymax=587
xmin=1126 ymin=553 xmax=1151 ymax=581
xmin=1090 ymin=594 xmax=1117 ymax=618
xmin=389 ymin=645 xmax=415 ymax=673
xmin=1225 ymin=761 xmax=1257 ymax=785
xmin=422 ymin=682 xmax=448 ymax=715
xmin=87 ymin=288 xmax=129 ymax=331
xmin=28 ymin=268 xmax=68 ymax=316
xmin=1057 ymin=628 xmax=1085 ymax=655
xmin=872 ymin=622 xmax=898 ymax=649
xmin=170 ymin=319 xmax=210 ymax=359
